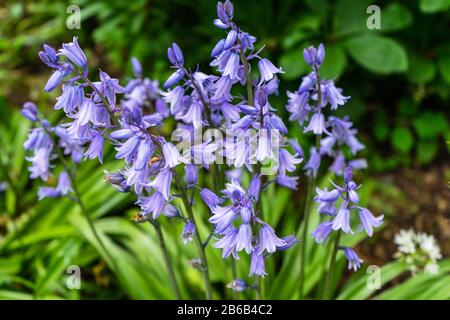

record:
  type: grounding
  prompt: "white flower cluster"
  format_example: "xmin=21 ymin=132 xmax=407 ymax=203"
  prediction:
xmin=394 ymin=229 xmax=442 ymax=275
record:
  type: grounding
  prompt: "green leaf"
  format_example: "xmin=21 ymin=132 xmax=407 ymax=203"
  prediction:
xmin=375 ymin=260 xmax=450 ymax=299
xmin=344 ymin=34 xmax=408 ymax=74
xmin=304 ymin=0 xmax=328 ymax=19
xmin=391 ymin=127 xmax=414 ymax=153
xmin=419 ymin=0 xmax=450 ymax=13
xmin=381 ymin=3 xmax=413 ymax=32
xmin=333 ymin=0 xmax=372 ymax=37
xmin=337 ymin=261 xmax=407 ymax=300
xmin=279 ymin=49 xmax=307 ymax=80
xmin=417 ymin=141 xmax=439 ymax=164
xmin=407 ymin=54 xmax=436 ymax=84
xmin=438 ymin=55 xmax=450 ymax=84
xmin=320 ymin=45 xmax=347 ymax=79
xmin=0 ymin=290 xmax=33 ymax=300
xmin=413 ymin=112 xmax=449 ymax=139
xmin=281 ymin=15 xmax=321 ymax=50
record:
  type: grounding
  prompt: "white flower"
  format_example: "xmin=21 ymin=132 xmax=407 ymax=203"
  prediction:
xmin=394 ymin=229 xmax=416 ymax=254
xmin=394 ymin=228 xmax=442 ymax=275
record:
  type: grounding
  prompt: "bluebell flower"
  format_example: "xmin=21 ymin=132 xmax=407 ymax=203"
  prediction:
xmin=312 ymin=221 xmax=333 ymax=244
xmin=167 ymin=43 xmax=184 ymax=67
xmin=224 ymin=30 xmax=238 ymax=49
xmin=163 ymin=69 xmax=185 ymax=89
xmin=209 ymin=205 xmax=236 ymax=233
xmin=347 ymin=181 xmax=360 ymax=203
xmin=57 ymin=171 xmax=72 ymax=195
xmin=267 ymin=113 xmax=288 ymax=134
xmin=185 ymin=164 xmax=198 ymax=187
xmin=303 ymin=44 xmax=325 ymax=67
xmin=98 ymin=71 xmax=126 ymax=108
xmin=211 ymin=39 xmax=226 ymax=57
xmin=221 ymin=53 xmax=240 ymax=80
xmin=257 ymin=224 xmax=286 ymax=254
xmin=188 ymin=140 xmax=218 ymax=168
xmin=278 ymin=148 xmax=303 ymax=176
xmin=348 ymin=159 xmax=368 ymax=170
xmin=76 ymin=99 xmax=96 ymax=126
xmin=115 ymin=134 xmax=141 ymax=162
xmin=162 ymin=142 xmax=189 ymax=168
xmin=304 ymin=112 xmax=326 ymax=135
xmin=331 ymin=206 xmax=353 ymax=234
xmin=39 ymin=44 xmax=59 ymax=69
xmin=314 ymin=187 xmax=340 ymax=203
xmin=226 ymin=279 xmax=247 ymax=292
xmin=124 ymin=165 xmax=151 ymax=194
xmin=103 ymin=171 xmax=125 ymax=185
xmin=213 ymin=226 xmax=239 ymax=259
xmin=131 ymin=57 xmax=142 ymax=78
xmin=248 ymin=175 xmax=261 ymax=201
xmin=162 ymin=86 xmax=185 ymax=115
xmin=21 ymin=102 xmax=39 ymax=122
xmin=258 ymin=58 xmax=283 ymax=83
xmin=342 ymin=247 xmax=363 ymax=271
xmin=289 ymin=138 xmax=304 ymax=158
xmin=200 ymin=188 xmax=224 ymax=209
xmin=44 ymin=63 xmax=73 ymax=92
xmin=85 ymin=131 xmax=104 ymax=163
xmin=298 ymin=72 xmax=317 ymax=92
xmin=59 ymin=37 xmax=87 ymax=69
xmin=235 ymin=224 xmax=253 ymax=254
xmin=211 ymin=102 xmax=240 ymax=127
xmin=239 ymin=32 xmax=256 ymax=51
xmin=249 ymin=249 xmax=267 ymax=277
xmin=329 ymin=153 xmax=345 ymax=175
xmin=255 ymin=129 xmax=274 ymax=162
xmin=24 ymin=130 xmax=53 ymax=181
xmin=54 ymin=126 xmax=84 ymax=163
xmin=322 ymin=81 xmax=350 ymax=110
xmin=278 ymin=235 xmax=299 ymax=250
xmin=255 ymin=86 xmax=268 ymax=107
xmin=55 ymin=85 xmax=84 ymax=114
xmin=179 ymin=101 xmax=203 ymax=129
xmin=358 ymin=207 xmax=384 ymax=237
xmin=163 ymin=203 xmax=179 ymax=218
xmin=275 ymin=175 xmax=299 ymax=190
xmin=304 ymin=147 xmax=321 ymax=177
xmin=216 ymin=0 xmax=234 ymax=27
xmin=182 ymin=220 xmax=196 ymax=245
xmin=38 ymin=186 xmax=60 ymax=200
xmin=343 ymin=166 xmax=353 ymax=183
xmin=137 ymin=191 xmax=167 ymax=219
xmin=286 ymin=91 xmax=311 ymax=125
xmin=327 ymin=116 xmax=364 ymax=155
xmin=148 ymin=168 xmax=173 ymax=200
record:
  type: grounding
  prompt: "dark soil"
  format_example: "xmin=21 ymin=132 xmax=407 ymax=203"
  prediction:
xmin=359 ymin=163 xmax=450 ymax=266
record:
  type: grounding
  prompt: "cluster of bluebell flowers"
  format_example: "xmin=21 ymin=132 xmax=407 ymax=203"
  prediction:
xmin=21 ymin=0 xmax=384 ymax=299
xmin=286 ymin=45 xmax=366 ymax=177
xmin=286 ymin=44 xmax=382 ymax=271
xmin=311 ymin=167 xmax=383 ymax=269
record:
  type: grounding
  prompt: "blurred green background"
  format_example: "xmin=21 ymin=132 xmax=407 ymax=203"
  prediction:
xmin=0 ymin=0 xmax=449 ymax=299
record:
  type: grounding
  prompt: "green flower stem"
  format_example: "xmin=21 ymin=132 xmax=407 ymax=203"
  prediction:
xmin=149 ymin=219 xmax=181 ymax=299
xmin=323 ymin=231 xmax=341 ymax=300
xmin=238 ymin=42 xmax=267 ymax=300
xmin=298 ymin=67 xmax=322 ymax=299
xmin=173 ymin=172 xmax=212 ymax=300
xmin=298 ymin=135 xmax=321 ymax=298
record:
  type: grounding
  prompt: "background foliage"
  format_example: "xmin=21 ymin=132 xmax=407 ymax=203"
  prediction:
xmin=0 ymin=0 xmax=449 ymax=299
